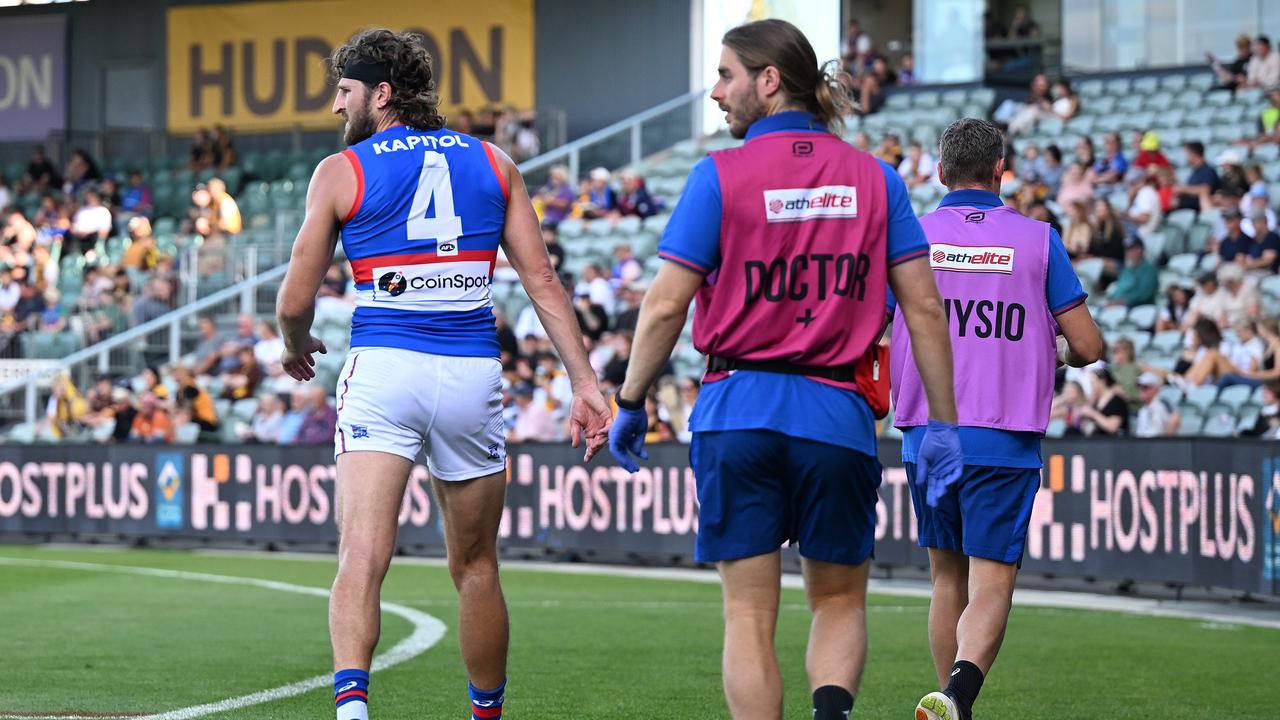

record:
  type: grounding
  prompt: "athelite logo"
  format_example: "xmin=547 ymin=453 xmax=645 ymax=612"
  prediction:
xmin=763 ymin=185 xmax=857 ymax=223
xmin=929 ymin=243 xmax=1015 ymax=274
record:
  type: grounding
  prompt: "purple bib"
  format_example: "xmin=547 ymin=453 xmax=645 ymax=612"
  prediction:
xmin=891 ymin=204 xmax=1057 ymax=433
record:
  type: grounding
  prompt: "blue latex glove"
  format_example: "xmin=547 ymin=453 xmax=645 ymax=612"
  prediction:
xmin=916 ymin=419 xmax=964 ymax=507
xmin=608 ymin=405 xmax=649 ymax=473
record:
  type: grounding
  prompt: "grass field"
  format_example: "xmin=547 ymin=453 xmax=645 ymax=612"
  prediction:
xmin=0 ymin=545 xmax=1274 ymax=719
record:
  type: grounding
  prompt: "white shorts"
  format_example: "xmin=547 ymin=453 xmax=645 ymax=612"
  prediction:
xmin=333 ymin=347 xmax=506 ymax=481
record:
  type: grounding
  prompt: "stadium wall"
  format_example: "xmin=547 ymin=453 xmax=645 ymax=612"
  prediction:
xmin=534 ymin=0 xmax=692 ymax=141
xmin=0 ymin=0 xmax=691 ymax=150
xmin=0 ymin=439 xmax=1276 ymax=597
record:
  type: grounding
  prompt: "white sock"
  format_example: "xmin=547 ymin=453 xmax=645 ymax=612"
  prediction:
xmin=337 ymin=699 xmax=368 ymax=720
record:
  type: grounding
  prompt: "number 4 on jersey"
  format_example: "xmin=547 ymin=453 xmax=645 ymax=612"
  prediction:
xmin=408 ymin=150 xmax=463 ymax=256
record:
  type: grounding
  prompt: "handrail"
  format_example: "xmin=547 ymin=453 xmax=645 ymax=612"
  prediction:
xmin=0 ymin=266 xmax=289 ymax=399
xmin=517 ymin=89 xmax=707 ymax=180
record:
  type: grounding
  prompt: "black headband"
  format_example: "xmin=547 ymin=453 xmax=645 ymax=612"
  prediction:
xmin=342 ymin=58 xmax=392 ymax=85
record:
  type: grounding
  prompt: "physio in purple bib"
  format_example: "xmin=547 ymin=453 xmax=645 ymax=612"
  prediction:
xmin=891 ymin=118 xmax=1104 ymax=720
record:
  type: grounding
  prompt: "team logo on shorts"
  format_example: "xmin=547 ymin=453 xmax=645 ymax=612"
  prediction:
xmin=378 ymin=271 xmax=408 ymax=297
xmin=487 ymin=443 xmax=501 ymax=460
xmin=351 ymin=424 xmax=369 ymax=439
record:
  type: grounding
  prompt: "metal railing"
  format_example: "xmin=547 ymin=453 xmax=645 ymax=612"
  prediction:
xmin=518 ymin=89 xmax=707 ymax=187
xmin=0 ymin=265 xmax=286 ymax=425
xmin=0 ymin=89 xmax=713 ymax=428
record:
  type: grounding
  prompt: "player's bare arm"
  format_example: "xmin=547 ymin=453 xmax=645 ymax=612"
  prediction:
xmin=618 ymin=261 xmax=701 ymax=404
xmin=889 ymin=255 xmax=958 ymax=424
xmin=277 ymin=153 xmax=354 ymax=381
xmin=1055 ymin=303 xmax=1104 ymax=368
xmin=493 ymin=145 xmax=612 ymax=459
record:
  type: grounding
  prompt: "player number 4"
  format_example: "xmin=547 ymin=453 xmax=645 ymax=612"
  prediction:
xmin=408 ymin=150 xmax=463 ymax=256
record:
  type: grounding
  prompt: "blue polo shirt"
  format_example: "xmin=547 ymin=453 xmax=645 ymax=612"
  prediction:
xmin=657 ymin=111 xmax=929 ymax=457
xmin=896 ymin=188 xmax=1087 ymax=469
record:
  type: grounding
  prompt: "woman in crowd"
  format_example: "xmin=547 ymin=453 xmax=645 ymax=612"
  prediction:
xmin=1077 ymin=369 xmax=1130 ymax=436
xmin=1217 ymin=317 xmax=1280 ymax=387
xmin=1089 ymin=198 xmax=1128 ymax=265
xmin=1057 ymin=162 xmax=1095 ymax=208
xmin=1156 ymin=282 xmax=1196 ymax=332
xmin=1062 ymin=200 xmax=1094 ymax=258
xmin=1050 ymin=380 xmax=1089 ymax=435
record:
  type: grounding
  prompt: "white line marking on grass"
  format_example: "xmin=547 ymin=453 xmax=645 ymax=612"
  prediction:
xmin=46 ymin=546 xmax=1280 ymax=630
xmin=0 ymin=558 xmax=447 ymax=720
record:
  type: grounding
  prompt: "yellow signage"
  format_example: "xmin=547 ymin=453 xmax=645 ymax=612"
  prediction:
xmin=166 ymin=0 xmax=534 ymax=133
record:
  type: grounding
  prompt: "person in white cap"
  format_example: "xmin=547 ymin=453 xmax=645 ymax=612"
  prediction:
xmin=581 ymin=166 xmax=617 ymax=218
xmin=1134 ymin=372 xmax=1180 ymax=437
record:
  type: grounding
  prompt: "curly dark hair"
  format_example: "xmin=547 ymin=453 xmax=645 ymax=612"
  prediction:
xmin=329 ymin=28 xmax=445 ymax=131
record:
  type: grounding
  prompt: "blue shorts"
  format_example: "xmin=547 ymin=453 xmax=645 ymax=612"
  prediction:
xmin=905 ymin=463 xmax=1039 ymax=564
xmin=690 ymin=429 xmax=881 ymax=566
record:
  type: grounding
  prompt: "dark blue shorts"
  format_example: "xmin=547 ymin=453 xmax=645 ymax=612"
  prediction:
xmin=690 ymin=429 xmax=881 ymax=566
xmin=905 ymin=462 xmax=1039 ymax=564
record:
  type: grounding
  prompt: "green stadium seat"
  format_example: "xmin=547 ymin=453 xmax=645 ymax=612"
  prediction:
xmin=1075 ymin=257 xmax=1106 ymax=289
xmin=967 ymin=87 xmax=996 ymax=109
xmin=1142 ymin=91 xmax=1173 ymax=111
xmin=1202 ymin=413 xmax=1236 ymax=436
xmin=1132 ymin=76 xmax=1159 ymax=94
xmin=1044 ymin=418 xmax=1066 ymax=438
xmin=1127 ymin=304 xmax=1158 ymax=330
xmin=8 ymin=422 xmax=36 ymax=443
xmin=1187 ymin=73 xmax=1214 ymax=92
xmin=233 ymin=398 xmax=259 ymax=423
xmin=1218 ymin=384 xmax=1254 ymax=412
xmin=1104 ymin=78 xmax=1131 ymax=96
xmin=884 ymin=93 xmax=912 ymax=110
xmin=1177 ymin=411 xmax=1205 ymax=435
xmin=1236 ymin=408 xmax=1260 ymax=434
xmin=174 ymin=422 xmax=201 ymax=444
xmin=1185 ymin=224 xmax=1213 ymax=254
xmin=1183 ymin=385 xmax=1219 ymax=413
xmin=1116 ymin=95 xmax=1144 ymax=113
xmin=1254 ymin=144 xmax=1280 ymax=161
xmin=911 ymin=90 xmax=939 ymax=108
xmin=1096 ymin=305 xmax=1128 ymax=331
xmin=1174 ymin=89 xmax=1202 ymax=109
xmin=1148 ymin=330 xmax=1181 ymax=357
xmin=1205 ymin=91 xmax=1232 ymax=107
xmin=1078 ymin=79 xmax=1105 ymax=97
xmin=1156 ymin=386 xmax=1183 ymax=407
xmin=1258 ymin=274 xmax=1280 ymax=299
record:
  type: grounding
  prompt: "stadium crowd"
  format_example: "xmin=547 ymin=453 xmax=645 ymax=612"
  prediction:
xmin=17 ymin=42 xmax=1280 ymax=443
xmin=31 ymin=158 xmax=692 ymax=446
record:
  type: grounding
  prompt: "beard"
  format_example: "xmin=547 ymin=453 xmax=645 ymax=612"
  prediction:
xmin=343 ymin=97 xmax=379 ymax=146
xmin=724 ymin=88 xmax=766 ymax=139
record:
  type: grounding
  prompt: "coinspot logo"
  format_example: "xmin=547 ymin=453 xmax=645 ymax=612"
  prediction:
xmin=378 ymin=271 xmax=408 ymax=297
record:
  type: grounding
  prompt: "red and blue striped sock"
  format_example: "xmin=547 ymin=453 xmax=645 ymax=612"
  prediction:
xmin=468 ymin=679 xmax=506 ymax=720
xmin=334 ymin=668 xmax=369 ymax=720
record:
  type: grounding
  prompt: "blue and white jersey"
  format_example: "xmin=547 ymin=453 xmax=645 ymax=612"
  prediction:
xmin=341 ymin=124 xmax=508 ymax=357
